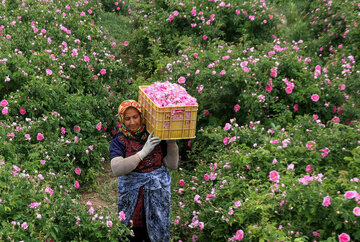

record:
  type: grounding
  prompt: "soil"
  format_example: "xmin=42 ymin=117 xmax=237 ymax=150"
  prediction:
xmin=79 ymin=162 xmax=118 ymax=211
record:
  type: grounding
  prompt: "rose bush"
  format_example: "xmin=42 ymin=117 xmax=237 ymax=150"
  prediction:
xmin=0 ymin=0 xmax=137 ymax=183
xmin=0 ymin=156 xmax=130 ymax=241
xmin=0 ymin=0 xmax=135 ymax=239
xmin=1 ymin=0 xmax=359 ymax=240
xmin=171 ymin=117 xmax=360 ymax=241
xmin=120 ymin=0 xmax=279 ymax=78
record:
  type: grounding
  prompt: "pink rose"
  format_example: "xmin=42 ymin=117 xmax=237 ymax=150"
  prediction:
xmin=235 ymin=229 xmax=244 ymax=240
xmin=344 ymin=191 xmax=357 ymax=199
xmin=46 ymin=69 xmax=53 ymax=76
xmin=204 ymin=174 xmax=209 ymax=181
xmin=106 ymin=220 xmax=113 ymax=227
xmin=338 ymin=233 xmax=350 ymax=242
xmin=353 ymin=207 xmax=360 ymax=216
xmin=19 ymin=107 xmax=26 ymax=115
xmin=306 ymin=165 xmax=313 ymax=174
xmin=293 ymin=104 xmax=299 ymax=111
xmin=45 ymin=187 xmax=53 ymax=195
xmin=75 ymin=168 xmax=82 ymax=175
xmin=2 ymin=107 xmax=8 ymax=115
xmin=332 ymin=116 xmax=340 ymax=123
xmin=119 ymin=211 xmax=126 ymax=221
xmin=0 ymin=100 xmax=8 ymax=107
xmin=37 ymin=133 xmax=44 ymax=141
xmin=74 ymin=125 xmax=81 ymax=133
xmin=269 ymin=170 xmax=280 ymax=182
xmin=322 ymin=195 xmax=331 ymax=207
xmin=306 ymin=141 xmax=316 ymax=150
xmin=311 ymin=94 xmax=319 ymax=102
xmin=224 ymin=123 xmax=231 ymax=131
xmin=177 ymin=76 xmax=186 ymax=84
xmin=100 ymin=69 xmax=106 ymax=75
xmin=21 ymin=222 xmax=28 ymax=229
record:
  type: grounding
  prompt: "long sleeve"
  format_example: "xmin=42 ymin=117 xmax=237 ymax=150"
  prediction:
xmin=111 ymin=154 xmax=141 ymax=176
xmin=162 ymin=141 xmax=179 ymax=170
xmin=110 ymin=133 xmax=142 ymax=176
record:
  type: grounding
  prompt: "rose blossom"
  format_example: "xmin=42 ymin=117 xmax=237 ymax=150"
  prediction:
xmin=75 ymin=168 xmax=82 ymax=175
xmin=106 ymin=220 xmax=113 ymax=227
xmin=353 ymin=207 xmax=360 ymax=216
xmin=322 ymin=196 xmax=331 ymax=207
xmin=224 ymin=123 xmax=231 ymax=131
xmin=119 ymin=211 xmax=126 ymax=221
xmin=21 ymin=222 xmax=28 ymax=229
xmin=74 ymin=125 xmax=81 ymax=133
xmin=45 ymin=187 xmax=53 ymax=195
xmin=234 ymin=104 xmax=240 ymax=112
xmin=311 ymin=94 xmax=319 ymax=102
xmin=37 ymin=133 xmax=44 ymax=141
xmin=1 ymin=99 xmax=8 ymax=107
xmin=2 ymin=107 xmax=8 ymax=115
xmin=269 ymin=170 xmax=280 ymax=182
xmin=20 ymin=107 xmax=26 ymax=115
xmin=177 ymin=76 xmax=186 ymax=84
xmin=338 ymin=233 xmax=350 ymax=242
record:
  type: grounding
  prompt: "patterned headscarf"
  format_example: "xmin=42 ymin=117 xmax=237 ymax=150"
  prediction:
xmin=117 ymin=100 xmax=147 ymax=141
xmin=118 ymin=99 xmax=142 ymax=123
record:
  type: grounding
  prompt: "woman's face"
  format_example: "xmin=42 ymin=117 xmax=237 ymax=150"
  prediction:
xmin=124 ymin=107 xmax=141 ymax=132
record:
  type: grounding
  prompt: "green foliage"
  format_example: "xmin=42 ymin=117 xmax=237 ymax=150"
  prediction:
xmin=0 ymin=1 xmax=136 ymax=239
xmin=0 ymin=158 xmax=130 ymax=241
xmin=122 ymin=0 xmax=279 ymax=78
xmin=1 ymin=0 xmax=360 ymax=240
xmin=173 ymin=118 xmax=360 ymax=241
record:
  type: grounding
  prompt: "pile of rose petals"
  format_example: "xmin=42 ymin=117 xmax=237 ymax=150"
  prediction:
xmin=143 ymin=81 xmax=197 ymax=107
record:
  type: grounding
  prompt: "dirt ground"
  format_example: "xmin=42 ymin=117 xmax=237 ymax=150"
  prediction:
xmin=79 ymin=162 xmax=118 ymax=212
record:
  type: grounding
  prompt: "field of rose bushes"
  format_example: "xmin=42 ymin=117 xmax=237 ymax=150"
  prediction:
xmin=1 ymin=0 xmax=359 ymax=241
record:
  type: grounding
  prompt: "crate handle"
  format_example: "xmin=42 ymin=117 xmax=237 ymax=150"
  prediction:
xmin=172 ymin=110 xmax=184 ymax=115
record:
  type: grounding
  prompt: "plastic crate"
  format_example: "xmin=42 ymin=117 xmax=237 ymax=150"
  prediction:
xmin=138 ymin=86 xmax=198 ymax=140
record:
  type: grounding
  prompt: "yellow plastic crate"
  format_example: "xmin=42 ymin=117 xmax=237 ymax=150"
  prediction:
xmin=138 ymin=85 xmax=198 ymax=140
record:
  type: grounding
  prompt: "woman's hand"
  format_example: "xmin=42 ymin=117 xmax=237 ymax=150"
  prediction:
xmin=137 ymin=132 xmax=161 ymax=160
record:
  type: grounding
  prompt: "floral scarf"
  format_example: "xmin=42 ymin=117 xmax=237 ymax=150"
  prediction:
xmin=120 ymin=123 xmax=148 ymax=141
xmin=117 ymin=99 xmax=148 ymax=141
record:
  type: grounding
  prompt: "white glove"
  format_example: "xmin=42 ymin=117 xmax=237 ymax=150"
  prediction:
xmin=137 ymin=132 xmax=161 ymax=160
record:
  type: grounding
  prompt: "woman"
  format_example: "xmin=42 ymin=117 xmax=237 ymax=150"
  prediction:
xmin=109 ymin=100 xmax=179 ymax=242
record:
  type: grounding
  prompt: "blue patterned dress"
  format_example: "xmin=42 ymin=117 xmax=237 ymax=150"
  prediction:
xmin=109 ymin=133 xmax=171 ymax=242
